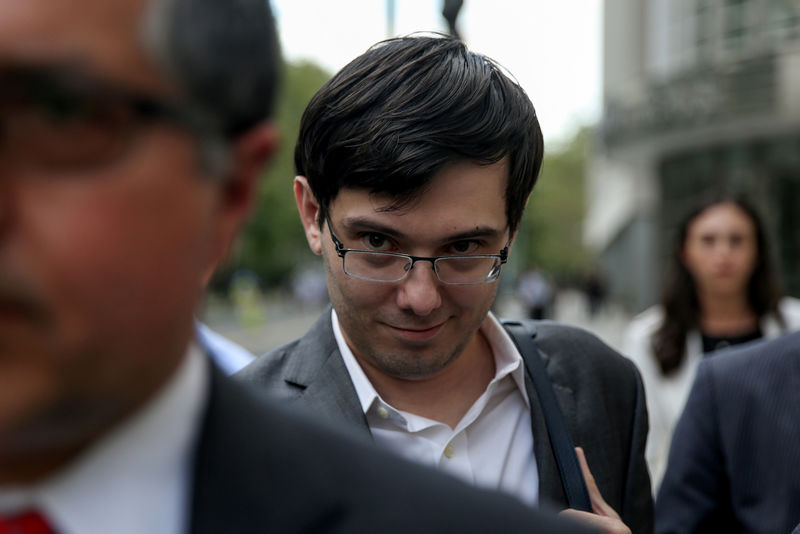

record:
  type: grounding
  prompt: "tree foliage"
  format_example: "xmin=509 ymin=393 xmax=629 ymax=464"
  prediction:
xmin=516 ymin=128 xmax=593 ymax=283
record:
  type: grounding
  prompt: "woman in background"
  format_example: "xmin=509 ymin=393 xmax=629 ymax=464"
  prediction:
xmin=624 ymin=195 xmax=800 ymax=492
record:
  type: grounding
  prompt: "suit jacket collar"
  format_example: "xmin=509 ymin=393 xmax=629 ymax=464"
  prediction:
xmin=281 ymin=308 xmax=370 ymax=434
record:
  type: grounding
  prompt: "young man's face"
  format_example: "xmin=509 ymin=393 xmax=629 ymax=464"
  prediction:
xmin=0 ymin=0 xmax=255 ymax=479
xmin=298 ymin=160 xmax=511 ymax=381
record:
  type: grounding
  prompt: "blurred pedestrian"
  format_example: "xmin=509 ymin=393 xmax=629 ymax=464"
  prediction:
xmin=583 ymin=267 xmax=607 ymax=318
xmin=291 ymin=266 xmax=329 ymax=309
xmin=518 ymin=266 xmax=553 ymax=320
xmin=623 ymin=195 xmax=800 ymax=492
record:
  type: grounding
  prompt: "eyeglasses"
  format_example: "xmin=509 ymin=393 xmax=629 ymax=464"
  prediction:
xmin=326 ymin=216 xmax=509 ymax=285
xmin=0 ymin=66 xmax=223 ymax=171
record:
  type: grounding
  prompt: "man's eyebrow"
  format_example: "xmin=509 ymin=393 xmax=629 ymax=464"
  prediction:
xmin=339 ymin=217 xmax=504 ymax=242
xmin=446 ymin=227 xmax=505 ymax=242
xmin=339 ymin=216 xmax=407 ymax=239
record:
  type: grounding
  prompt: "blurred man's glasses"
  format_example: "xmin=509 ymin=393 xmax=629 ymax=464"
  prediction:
xmin=0 ymin=66 xmax=222 ymax=171
xmin=326 ymin=216 xmax=509 ymax=285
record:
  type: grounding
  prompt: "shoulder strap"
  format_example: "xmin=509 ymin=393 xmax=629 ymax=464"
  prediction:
xmin=502 ymin=319 xmax=593 ymax=512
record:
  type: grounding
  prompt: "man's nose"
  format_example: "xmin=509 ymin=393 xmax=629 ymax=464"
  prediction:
xmin=396 ymin=260 xmax=442 ymax=316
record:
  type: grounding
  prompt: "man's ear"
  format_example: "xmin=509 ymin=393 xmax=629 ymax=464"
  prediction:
xmin=202 ymin=122 xmax=278 ymax=285
xmin=221 ymin=122 xmax=278 ymax=223
xmin=294 ymin=175 xmax=323 ymax=255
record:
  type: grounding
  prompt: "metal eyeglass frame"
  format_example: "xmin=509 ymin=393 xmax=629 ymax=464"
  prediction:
xmin=0 ymin=65 xmax=231 ymax=176
xmin=325 ymin=215 xmax=509 ymax=285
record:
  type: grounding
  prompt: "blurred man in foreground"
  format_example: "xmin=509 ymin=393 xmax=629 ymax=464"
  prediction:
xmin=240 ymin=35 xmax=651 ymax=534
xmin=0 ymin=1 xmax=594 ymax=533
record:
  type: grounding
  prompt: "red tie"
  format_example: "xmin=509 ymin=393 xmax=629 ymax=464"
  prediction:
xmin=0 ymin=510 xmax=55 ymax=534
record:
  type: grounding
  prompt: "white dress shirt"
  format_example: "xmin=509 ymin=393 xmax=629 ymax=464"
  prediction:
xmin=333 ymin=309 xmax=539 ymax=506
xmin=0 ymin=344 xmax=209 ymax=534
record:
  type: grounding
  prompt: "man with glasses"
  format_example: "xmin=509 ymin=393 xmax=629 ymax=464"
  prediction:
xmin=0 ymin=2 xmax=595 ymax=533
xmin=240 ymin=36 xmax=652 ymax=534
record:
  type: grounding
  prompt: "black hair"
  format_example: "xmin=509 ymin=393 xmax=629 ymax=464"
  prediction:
xmin=653 ymin=195 xmax=784 ymax=375
xmin=144 ymin=0 xmax=280 ymax=137
xmin=294 ymin=35 xmax=544 ymax=232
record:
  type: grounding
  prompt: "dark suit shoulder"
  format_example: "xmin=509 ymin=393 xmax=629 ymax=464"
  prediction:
xmin=192 ymin=370 xmax=593 ymax=534
xmin=701 ymin=330 xmax=800 ymax=390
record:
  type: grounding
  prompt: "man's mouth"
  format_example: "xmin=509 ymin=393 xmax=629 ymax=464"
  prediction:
xmin=386 ymin=322 xmax=446 ymax=342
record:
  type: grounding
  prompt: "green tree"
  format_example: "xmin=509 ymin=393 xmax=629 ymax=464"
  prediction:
xmin=213 ymin=60 xmax=331 ymax=290
xmin=516 ymin=128 xmax=593 ymax=283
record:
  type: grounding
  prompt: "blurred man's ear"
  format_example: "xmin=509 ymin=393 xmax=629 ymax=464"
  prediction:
xmin=222 ymin=123 xmax=278 ymax=220
xmin=202 ymin=123 xmax=278 ymax=285
xmin=294 ymin=176 xmax=323 ymax=255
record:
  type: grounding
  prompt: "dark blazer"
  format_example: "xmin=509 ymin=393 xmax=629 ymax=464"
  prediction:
xmin=237 ymin=309 xmax=653 ymax=534
xmin=189 ymin=364 xmax=594 ymax=533
xmin=656 ymin=331 xmax=800 ymax=534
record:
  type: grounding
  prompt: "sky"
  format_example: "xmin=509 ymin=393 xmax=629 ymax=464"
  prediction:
xmin=271 ymin=0 xmax=602 ymax=144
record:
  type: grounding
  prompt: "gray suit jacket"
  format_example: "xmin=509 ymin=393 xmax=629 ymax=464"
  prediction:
xmin=238 ymin=309 xmax=653 ymax=533
xmin=655 ymin=331 xmax=800 ymax=534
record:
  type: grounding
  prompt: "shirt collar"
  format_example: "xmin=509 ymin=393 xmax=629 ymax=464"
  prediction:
xmin=481 ymin=312 xmax=530 ymax=405
xmin=0 ymin=344 xmax=210 ymax=534
xmin=332 ymin=309 xmax=382 ymax=415
xmin=333 ymin=309 xmax=530 ymax=418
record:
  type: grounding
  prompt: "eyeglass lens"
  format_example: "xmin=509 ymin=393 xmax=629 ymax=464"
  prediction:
xmin=343 ymin=251 xmax=501 ymax=284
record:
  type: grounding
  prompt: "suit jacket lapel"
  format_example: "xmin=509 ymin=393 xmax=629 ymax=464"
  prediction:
xmin=282 ymin=308 xmax=371 ymax=436
xmin=523 ymin=339 xmax=577 ymax=510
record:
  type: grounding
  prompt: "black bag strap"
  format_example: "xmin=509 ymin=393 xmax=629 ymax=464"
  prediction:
xmin=502 ymin=319 xmax=593 ymax=512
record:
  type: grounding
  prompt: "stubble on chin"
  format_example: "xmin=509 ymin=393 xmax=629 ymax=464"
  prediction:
xmin=349 ymin=326 xmax=473 ymax=381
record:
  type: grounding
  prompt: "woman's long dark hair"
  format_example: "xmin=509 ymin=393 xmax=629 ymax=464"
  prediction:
xmin=653 ymin=195 xmax=784 ymax=375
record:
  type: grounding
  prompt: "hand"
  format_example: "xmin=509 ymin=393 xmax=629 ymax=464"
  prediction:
xmin=559 ymin=447 xmax=631 ymax=534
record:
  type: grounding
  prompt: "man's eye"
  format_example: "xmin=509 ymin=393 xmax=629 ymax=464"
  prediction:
xmin=38 ymin=94 xmax=85 ymax=121
xmin=30 ymin=83 xmax=96 ymax=123
xmin=449 ymin=240 xmax=479 ymax=255
xmin=364 ymin=233 xmax=392 ymax=251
